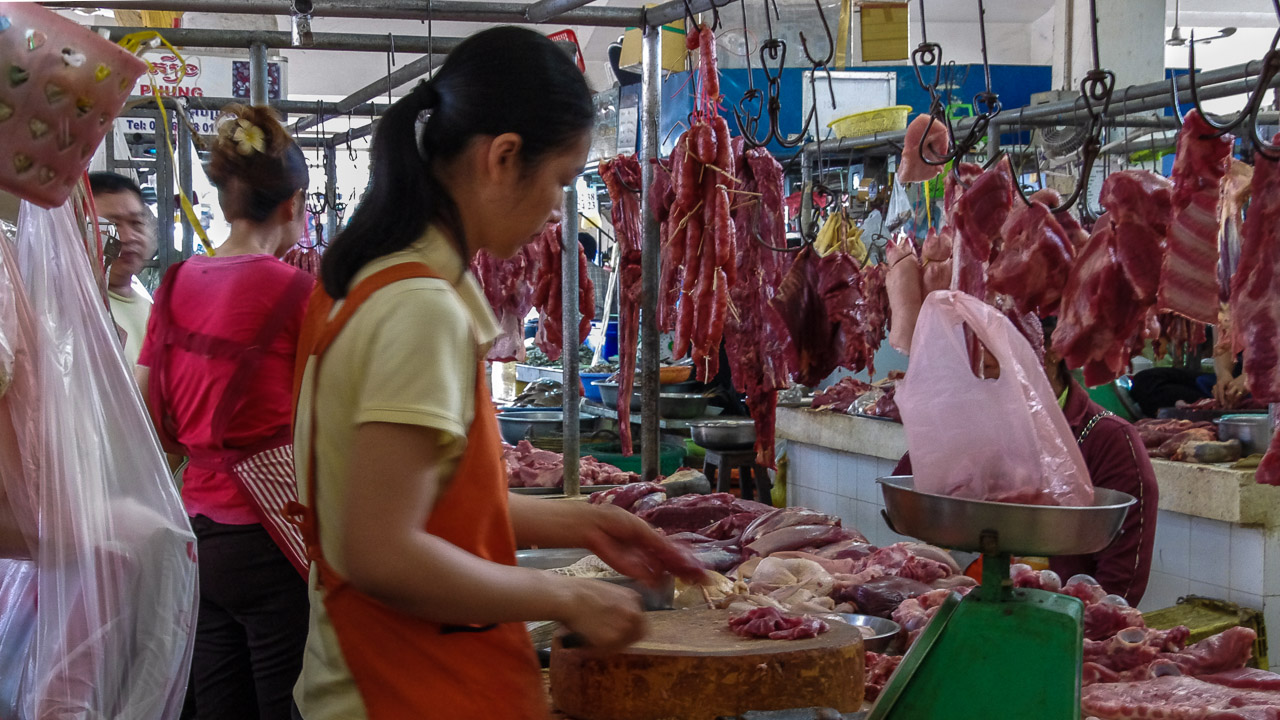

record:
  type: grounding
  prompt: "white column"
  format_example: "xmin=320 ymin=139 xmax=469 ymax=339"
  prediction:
xmin=1052 ymin=0 xmax=1166 ymax=92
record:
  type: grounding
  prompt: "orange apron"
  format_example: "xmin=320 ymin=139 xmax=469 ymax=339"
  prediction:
xmin=291 ymin=263 xmax=547 ymax=720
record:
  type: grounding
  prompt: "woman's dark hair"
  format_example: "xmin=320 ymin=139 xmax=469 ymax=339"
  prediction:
xmin=320 ymin=26 xmax=594 ymax=298
xmin=206 ymin=104 xmax=309 ymax=224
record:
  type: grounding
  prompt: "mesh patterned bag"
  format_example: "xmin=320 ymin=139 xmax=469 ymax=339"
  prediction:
xmin=0 ymin=4 xmax=146 ymax=208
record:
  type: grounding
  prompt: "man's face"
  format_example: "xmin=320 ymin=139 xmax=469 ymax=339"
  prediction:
xmin=97 ymin=191 xmax=155 ymax=281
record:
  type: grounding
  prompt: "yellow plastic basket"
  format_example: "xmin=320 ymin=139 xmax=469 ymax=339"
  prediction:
xmin=827 ymin=105 xmax=912 ymax=139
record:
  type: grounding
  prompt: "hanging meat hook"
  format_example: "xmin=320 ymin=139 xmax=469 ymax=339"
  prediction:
xmin=919 ymin=0 xmax=1001 ymax=167
xmin=1047 ymin=0 xmax=1113 ymax=216
xmin=798 ymin=0 xmax=836 ymax=107
xmin=1186 ymin=0 xmax=1280 ymax=158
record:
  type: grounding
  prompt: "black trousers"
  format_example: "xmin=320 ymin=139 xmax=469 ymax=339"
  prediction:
xmin=189 ymin=515 xmax=309 ymax=720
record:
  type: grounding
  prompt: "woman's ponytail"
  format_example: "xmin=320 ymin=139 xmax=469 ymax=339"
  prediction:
xmin=320 ymin=26 xmax=593 ymax=299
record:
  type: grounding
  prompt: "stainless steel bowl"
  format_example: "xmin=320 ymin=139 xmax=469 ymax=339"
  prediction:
xmin=1218 ymin=414 xmax=1273 ymax=456
xmin=877 ymin=476 xmax=1136 ymax=557
xmin=593 ymin=381 xmax=620 ymax=409
xmin=496 ymin=411 xmax=591 ymax=446
xmin=627 ymin=382 xmax=702 ymax=412
xmin=656 ymin=392 xmax=710 ymax=419
xmin=688 ymin=419 xmax=757 ymax=450
xmin=515 ymin=549 xmax=675 ymax=611
xmin=835 ymin=614 xmax=901 ymax=653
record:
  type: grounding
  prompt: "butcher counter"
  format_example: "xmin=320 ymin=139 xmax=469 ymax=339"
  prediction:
xmin=777 ymin=407 xmax=1280 ymax=667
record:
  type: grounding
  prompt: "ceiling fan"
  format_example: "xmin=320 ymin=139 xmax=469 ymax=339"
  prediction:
xmin=1167 ymin=0 xmax=1237 ymax=46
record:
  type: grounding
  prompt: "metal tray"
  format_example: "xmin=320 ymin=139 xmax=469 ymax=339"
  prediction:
xmin=835 ymin=614 xmax=901 ymax=653
xmin=877 ymin=476 xmax=1135 ymax=557
xmin=509 ymin=487 xmax=562 ymax=495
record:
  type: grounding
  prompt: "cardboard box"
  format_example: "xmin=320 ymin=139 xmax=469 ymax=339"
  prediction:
xmin=861 ymin=2 xmax=909 ymax=62
xmin=619 ymin=17 xmax=687 ymax=73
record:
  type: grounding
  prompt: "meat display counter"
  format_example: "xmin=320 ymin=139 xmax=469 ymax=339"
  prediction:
xmin=776 ymin=407 xmax=1280 ymax=669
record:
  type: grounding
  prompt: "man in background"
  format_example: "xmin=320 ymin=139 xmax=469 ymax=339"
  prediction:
xmin=90 ymin=172 xmax=157 ymax=366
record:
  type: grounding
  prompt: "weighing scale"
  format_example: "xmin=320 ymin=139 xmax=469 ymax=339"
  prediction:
xmin=867 ymin=476 xmax=1136 ymax=720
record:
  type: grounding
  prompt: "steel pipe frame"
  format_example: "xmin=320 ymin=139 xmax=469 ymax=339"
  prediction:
xmin=561 ymin=187 xmax=582 ymax=496
xmin=96 ymin=26 xmax=466 ymax=54
xmin=638 ymin=23 xmax=662 ymax=482
xmin=50 ymin=0 xmax=729 ymax=27
xmin=802 ymin=59 xmax=1280 ymax=159
xmin=125 ymin=95 xmax=394 ymax=118
xmin=249 ymin=41 xmax=269 ymax=106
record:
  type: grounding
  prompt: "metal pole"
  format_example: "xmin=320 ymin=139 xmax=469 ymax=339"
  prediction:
xmin=177 ymin=110 xmax=194 ymax=258
xmin=802 ymin=61 xmax=1280 ymax=158
xmin=639 ymin=23 xmax=662 ymax=482
xmin=525 ymin=0 xmax=594 ymax=23
xmin=561 ymin=187 xmax=582 ymax=497
xmin=96 ymin=26 xmax=464 ymax=54
xmin=986 ymin=121 xmax=1001 ymax=161
xmin=53 ymin=0 xmax=648 ymax=27
xmin=127 ymin=95 xmax=393 ymax=119
xmin=154 ymin=109 xmax=175 ymax=272
xmin=292 ymin=53 xmax=440 ymax=133
xmin=249 ymin=42 xmax=269 ymax=107
xmin=329 ymin=121 xmax=377 ymax=148
xmin=324 ymin=145 xmax=339 ymax=238
xmin=644 ymin=0 xmax=739 ymax=27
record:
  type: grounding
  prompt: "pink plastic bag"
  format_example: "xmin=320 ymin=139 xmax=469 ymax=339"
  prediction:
xmin=896 ymin=291 xmax=1093 ymax=506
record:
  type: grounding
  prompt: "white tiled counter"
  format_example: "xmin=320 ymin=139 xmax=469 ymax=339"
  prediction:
xmin=777 ymin=407 xmax=1280 ymax=666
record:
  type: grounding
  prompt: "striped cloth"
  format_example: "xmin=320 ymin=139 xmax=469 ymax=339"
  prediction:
xmin=233 ymin=445 xmax=308 ymax=577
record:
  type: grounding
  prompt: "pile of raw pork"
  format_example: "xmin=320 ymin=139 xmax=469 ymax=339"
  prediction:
xmin=888 ymin=111 xmax=1280 ymax=485
xmin=810 ymin=375 xmax=903 ymax=422
xmin=503 ymin=440 xmax=639 ymax=489
xmin=594 ymin=486 xmax=1276 ymax=712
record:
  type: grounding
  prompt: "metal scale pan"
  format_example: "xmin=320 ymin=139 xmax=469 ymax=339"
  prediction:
xmin=877 ymin=476 xmax=1136 ymax=557
xmin=867 ymin=476 xmax=1137 ymax=720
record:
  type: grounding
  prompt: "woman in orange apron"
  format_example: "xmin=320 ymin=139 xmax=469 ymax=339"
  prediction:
xmin=290 ymin=27 xmax=699 ymax=720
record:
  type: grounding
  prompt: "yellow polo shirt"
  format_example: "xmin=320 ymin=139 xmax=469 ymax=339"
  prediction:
xmin=108 ymin=287 xmax=152 ymax=366
xmin=292 ymin=226 xmax=500 ymax=720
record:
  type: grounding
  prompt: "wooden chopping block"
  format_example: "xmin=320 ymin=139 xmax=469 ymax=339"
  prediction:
xmin=550 ymin=609 xmax=864 ymax=720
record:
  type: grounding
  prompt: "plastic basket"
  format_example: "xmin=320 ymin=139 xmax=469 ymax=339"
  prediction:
xmin=827 ymin=105 xmax=912 ymax=139
xmin=0 ymin=4 xmax=147 ymax=208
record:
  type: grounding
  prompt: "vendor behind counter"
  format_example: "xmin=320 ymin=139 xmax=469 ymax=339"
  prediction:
xmin=896 ymin=318 xmax=1158 ymax=605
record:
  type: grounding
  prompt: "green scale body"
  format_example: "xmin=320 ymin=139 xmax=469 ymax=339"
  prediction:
xmin=868 ymin=551 xmax=1085 ymax=720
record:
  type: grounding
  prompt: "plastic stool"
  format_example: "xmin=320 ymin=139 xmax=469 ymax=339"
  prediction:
xmin=703 ymin=449 xmax=772 ymax=506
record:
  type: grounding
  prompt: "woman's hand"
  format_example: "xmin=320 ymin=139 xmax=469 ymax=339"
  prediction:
xmin=555 ymin=577 xmax=647 ymax=653
xmin=580 ymin=504 xmax=709 ymax=587
xmin=1214 ymin=375 xmax=1250 ymax=409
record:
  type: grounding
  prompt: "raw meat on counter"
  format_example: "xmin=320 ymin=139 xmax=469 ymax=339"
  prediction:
xmin=1229 ymin=132 xmax=1280 ymax=485
xmin=864 ymin=652 xmax=904 ymax=701
xmin=1158 ymin=110 xmax=1234 ymax=325
xmin=1135 ymin=419 xmax=1217 ymax=452
xmin=728 ymin=606 xmax=829 ymax=640
xmin=1081 ymin=675 xmax=1280 ymax=719
xmin=502 ymin=441 xmax=640 ymax=489
xmin=810 ymin=378 xmax=874 ymax=413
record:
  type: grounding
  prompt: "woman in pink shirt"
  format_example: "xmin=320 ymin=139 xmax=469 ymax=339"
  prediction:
xmin=138 ymin=105 xmax=312 ymax=720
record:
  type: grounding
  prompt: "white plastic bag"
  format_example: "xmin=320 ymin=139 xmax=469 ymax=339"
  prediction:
xmin=897 ymin=291 xmax=1093 ymax=506
xmin=0 ymin=201 xmax=197 ymax=719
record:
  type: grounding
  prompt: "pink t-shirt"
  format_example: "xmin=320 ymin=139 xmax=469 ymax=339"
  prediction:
xmin=139 ymin=254 xmax=312 ymax=524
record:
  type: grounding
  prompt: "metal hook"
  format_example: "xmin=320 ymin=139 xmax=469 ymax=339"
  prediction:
xmin=1168 ymin=75 xmax=1185 ymax=129
xmin=1187 ymin=19 xmax=1280 ymax=158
